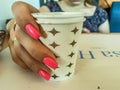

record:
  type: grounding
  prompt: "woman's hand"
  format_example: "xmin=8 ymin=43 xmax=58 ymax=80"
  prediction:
xmin=7 ymin=1 xmax=58 ymax=80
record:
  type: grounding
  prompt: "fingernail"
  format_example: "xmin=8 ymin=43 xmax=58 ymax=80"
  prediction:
xmin=43 ymin=57 xmax=58 ymax=69
xmin=38 ymin=69 xmax=51 ymax=80
xmin=25 ymin=24 xmax=41 ymax=40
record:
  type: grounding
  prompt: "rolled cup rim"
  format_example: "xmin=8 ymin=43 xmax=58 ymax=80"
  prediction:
xmin=32 ymin=12 xmax=85 ymax=24
xmin=32 ymin=12 xmax=85 ymax=19
xmin=36 ymin=18 xmax=85 ymax=24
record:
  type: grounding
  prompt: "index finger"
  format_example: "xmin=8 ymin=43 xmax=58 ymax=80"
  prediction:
xmin=12 ymin=1 xmax=46 ymax=38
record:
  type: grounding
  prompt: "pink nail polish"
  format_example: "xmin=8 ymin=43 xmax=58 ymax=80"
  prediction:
xmin=38 ymin=69 xmax=51 ymax=80
xmin=25 ymin=24 xmax=41 ymax=40
xmin=43 ymin=57 xmax=58 ymax=69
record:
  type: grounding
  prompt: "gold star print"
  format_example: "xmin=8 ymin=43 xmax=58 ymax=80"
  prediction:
xmin=49 ymin=42 xmax=60 ymax=49
xmin=48 ymin=28 xmax=60 ymax=36
xmin=52 ymin=74 xmax=59 ymax=79
xmin=67 ymin=63 xmax=73 ymax=68
xmin=70 ymin=40 xmax=77 ymax=47
xmin=65 ymin=72 xmax=72 ymax=77
xmin=71 ymin=27 xmax=79 ymax=34
xmin=68 ymin=52 xmax=75 ymax=57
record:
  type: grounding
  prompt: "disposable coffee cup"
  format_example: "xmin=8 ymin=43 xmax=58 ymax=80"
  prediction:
xmin=32 ymin=12 xmax=85 ymax=81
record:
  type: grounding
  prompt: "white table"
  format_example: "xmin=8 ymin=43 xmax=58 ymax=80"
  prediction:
xmin=0 ymin=33 xmax=120 ymax=90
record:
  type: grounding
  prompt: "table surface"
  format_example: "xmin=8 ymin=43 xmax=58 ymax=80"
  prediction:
xmin=0 ymin=33 xmax=120 ymax=90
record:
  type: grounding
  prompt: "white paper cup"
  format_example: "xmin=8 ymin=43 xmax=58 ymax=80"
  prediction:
xmin=32 ymin=12 xmax=85 ymax=81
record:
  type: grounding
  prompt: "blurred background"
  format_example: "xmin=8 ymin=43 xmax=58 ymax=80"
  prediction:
xmin=0 ymin=0 xmax=40 ymax=30
xmin=0 ymin=0 xmax=98 ymax=30
xmin=1 ymin=0 xmax=119 ymax=32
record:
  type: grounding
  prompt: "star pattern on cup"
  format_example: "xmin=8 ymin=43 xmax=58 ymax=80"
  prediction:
xmin=70 ymin=40 xmax=77 ymax=47
xmin=67 ymin=62 xmax=73 ymax=68
xmin=44 ymin=26 xmax=80 ymax=80
xmin=71 ymin=27 xmax=79 ymax=34
xmin=52 ymin=74 xmax=59 ymax=79
xmin=48 ymin=28 xmax=60 ymax=36
xmin=65 ymin=72 xmax=72 ymax=77
xmin=68 ymin=52 xmax=75 ymax=57
xmin=49 ymin=42 xmax=60 ymax=49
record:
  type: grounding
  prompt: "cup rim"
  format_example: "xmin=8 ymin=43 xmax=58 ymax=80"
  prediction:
xmin=36 ymin=18 xmax=85 ymax=24
xmin=32 ymin=12 xmax=85 ymax=19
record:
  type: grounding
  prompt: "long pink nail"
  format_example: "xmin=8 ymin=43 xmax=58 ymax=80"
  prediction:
xmin=43 ymin=57 xmax=58 ymax=69
xmin=25 ymin=24 xmax=41 ymax=40
xmin=38 ymin=69 xmax=51 ymax=80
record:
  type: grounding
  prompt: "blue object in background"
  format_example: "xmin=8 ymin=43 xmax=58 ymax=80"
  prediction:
xmin=110 ymin=2 xmax=120 ymax=32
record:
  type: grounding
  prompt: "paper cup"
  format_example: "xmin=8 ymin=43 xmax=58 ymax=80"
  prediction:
xmin=32 ymin=12 xmax=85 ymax=81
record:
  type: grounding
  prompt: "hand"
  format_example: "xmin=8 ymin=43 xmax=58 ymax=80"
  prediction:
xmin=7 ymin=1 xmax=58 ymax=80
